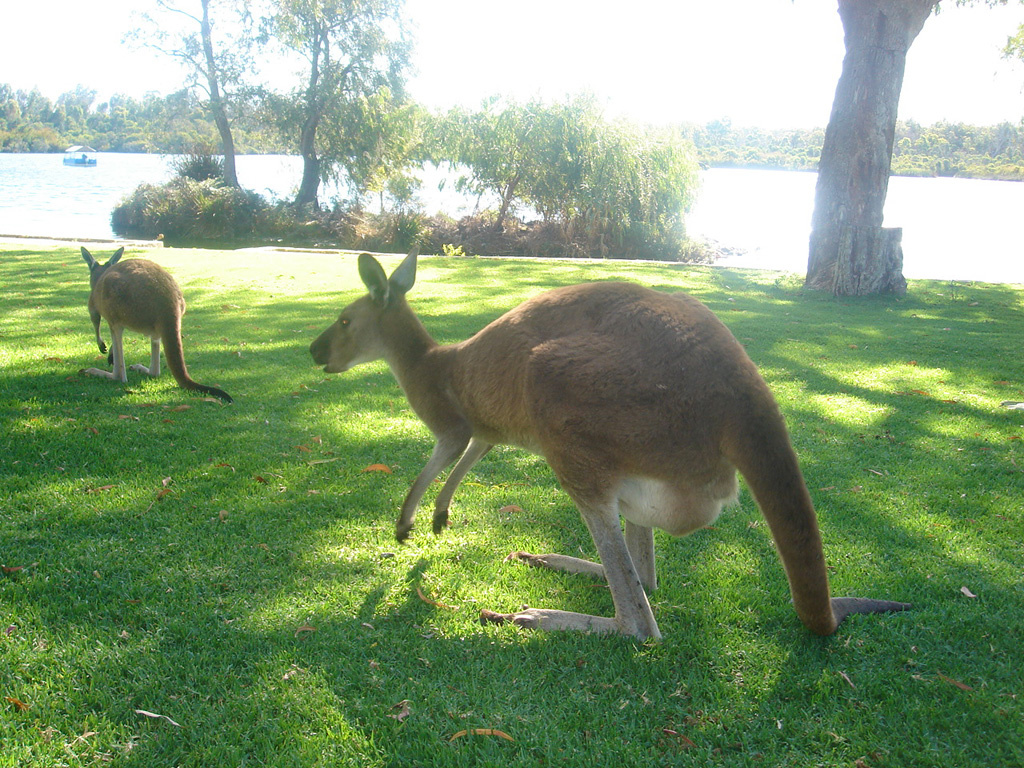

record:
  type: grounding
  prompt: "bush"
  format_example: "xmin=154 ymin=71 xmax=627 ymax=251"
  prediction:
xmin=112 ymin=178 xmax=265 ymax=243
xmin=171 ymin=151 xmax=225 ymax=182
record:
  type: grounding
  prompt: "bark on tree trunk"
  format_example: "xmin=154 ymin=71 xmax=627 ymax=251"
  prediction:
xmin=200 ymin=0 xmax=238 ymax=188
xmin=806 ymin=0 xmax=936 ymax=296
xmin=296 ymin=122 xmax=321 ymax=209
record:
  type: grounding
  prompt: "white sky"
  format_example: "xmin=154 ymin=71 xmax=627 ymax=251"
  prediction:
xmin=4 ymin=0 xmax=1024 ymax=129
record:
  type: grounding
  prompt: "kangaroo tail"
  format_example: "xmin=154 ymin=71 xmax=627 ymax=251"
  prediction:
xmin=725 ymin=404 xmax=907 ymax=634
xmin=162 ymin=326 xmax=233 ymax=403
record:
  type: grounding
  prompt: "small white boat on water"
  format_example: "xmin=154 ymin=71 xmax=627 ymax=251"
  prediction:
xmin=63 ymin=146 xmax=97 ymax=167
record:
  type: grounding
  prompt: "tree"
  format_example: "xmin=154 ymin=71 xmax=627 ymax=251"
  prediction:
xmin=431 ymin=98 xmax=543 ymax=230
xmin=129 ymin=0 xmax=255 ymax=187
xmin=806 ymin=0 xmax=1011 ymax=295
xmin=268 ymin=0 xmax=410 ymax=208
xmin=430 ymin=95 xmax=699 ymax=258
xmin=321 ymin=89 xmax=424 ymax=209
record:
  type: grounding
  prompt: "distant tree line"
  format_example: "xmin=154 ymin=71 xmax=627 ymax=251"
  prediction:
xmin=0 ymin=83 xmax=281 ymax=154
xmin=6 ymin=81 xmax=1024 ymax=185
xmin=684 ymin=117 xmax=1024 ymax=181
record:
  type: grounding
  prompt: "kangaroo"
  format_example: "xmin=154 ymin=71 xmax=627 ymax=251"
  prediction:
xmin=81 ymin=247 xmax=232 ymax=403
xmin=310 ymin=252 xmax=909 ymax=640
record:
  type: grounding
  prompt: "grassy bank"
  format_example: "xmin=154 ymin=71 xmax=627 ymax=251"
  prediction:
xmin=1 ymin=244 xmax=1022 ymax=767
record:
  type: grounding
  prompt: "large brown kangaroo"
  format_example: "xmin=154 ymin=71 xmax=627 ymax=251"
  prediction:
xmin=81 ymin=247 xmax=232 ymax=403
xmin=310 ymin=252 xmax=908 ymax=640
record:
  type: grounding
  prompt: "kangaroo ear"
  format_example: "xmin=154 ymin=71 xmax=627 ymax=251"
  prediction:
xmin=81 ymin=247 xmax=96 ymax=268
xmin=358 ymin=253 xmax=390 ymax=306
xmin=389 ymin=248 xmax=418 ymax=297
xmin=108 ymin=247 xmax=125 ymax=265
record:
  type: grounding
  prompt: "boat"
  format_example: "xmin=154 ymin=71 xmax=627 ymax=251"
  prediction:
xmin=63 ymin=146 xmax=97 ymax=167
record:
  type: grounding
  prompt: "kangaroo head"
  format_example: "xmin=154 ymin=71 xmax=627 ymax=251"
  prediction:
xmin=310 ymin=250 xmax=418 ymax=373
xmin=81 ymin=246 xmax=125 ymax=289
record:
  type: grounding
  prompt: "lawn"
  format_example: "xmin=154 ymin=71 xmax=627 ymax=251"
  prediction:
xmin=1 ymin=243 xmax=1022 ymax=767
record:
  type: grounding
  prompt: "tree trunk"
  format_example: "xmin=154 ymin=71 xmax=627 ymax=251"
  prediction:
xmin=296 ymin=117 xmax=322 ymax=208
xmin=295 ymin=33 xmax=324 ymax=209
xmin=806 ymin=0 xmax=936 ymax=295
xmin=200 ymin=0 xmax=238 ymax=188
xmin=809 ymin=225 xmax=907 ymax=295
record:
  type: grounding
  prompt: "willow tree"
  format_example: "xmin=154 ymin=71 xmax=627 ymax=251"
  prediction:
xmin=269 ymin=0 xmax=410 ymax=208
xmin=807 ymin=0 xmax=1010 ymax=295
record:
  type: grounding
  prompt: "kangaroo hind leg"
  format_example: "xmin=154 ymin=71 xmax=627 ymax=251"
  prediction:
xmin=485 ymin=492 xmax=661 ymax=640
xmin=83 ymin=324 xmax=127 ymax=382
xmin=130 ymin=338 xmax=162 ymax=377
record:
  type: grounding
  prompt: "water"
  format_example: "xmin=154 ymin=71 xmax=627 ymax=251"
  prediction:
xmin=0 ymin=154 xmax=490 ymax=242
xmin=0 ymin=153 xmax=308 ymax=241
xmin=1 ymin=154 xmax=1022 ymax=284
xmin=687 ymin=167 xmax=1024 ymax=284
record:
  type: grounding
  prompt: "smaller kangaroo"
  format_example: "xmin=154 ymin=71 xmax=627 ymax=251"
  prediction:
xmin=310 ymin=252 xmax=909 ymax=641
xmin=81 ymin=247 xmax=232 ymax=403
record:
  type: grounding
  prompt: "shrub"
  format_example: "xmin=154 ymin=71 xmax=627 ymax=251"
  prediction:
xmin=111 ymin=178 xmax=264 ymax=244
xmin=171 ymin=151 xmax=225 ymax=182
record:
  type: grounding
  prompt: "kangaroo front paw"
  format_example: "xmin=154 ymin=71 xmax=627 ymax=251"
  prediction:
xmin=504 ymin=551 xmax=541 ymax=565
xmin=395 ymin=522 xmax=413 ymax=543
xmin=432 ymin=508 xmax=450 ymax=534
xmin=479 ymin=607 xmax=541 ymax=629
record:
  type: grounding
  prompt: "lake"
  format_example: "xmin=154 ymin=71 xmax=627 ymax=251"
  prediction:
xmin=1 ymin=153 xmax=1022 ymax=285
xmin=687 ymin=168 xmax=1024 ymax=284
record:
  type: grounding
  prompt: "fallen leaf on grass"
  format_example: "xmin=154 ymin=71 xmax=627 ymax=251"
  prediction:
xmin=960 ymin=586 xmax=977 ymax=598
xmin=295 ymin=444 xmax=311 ymax=453
xmin=85 ymin=485 xmax=114 ymax=493
xmin=135 ymin=709 xmax=182 ymax=727
xmin=450 ymin=728 xmax=514 ymax=742
xmin=838 ymin=671 xmax=856 ymax=689
xmin=6 ymin=696 xmax=29 ymax=711
xmin=165 ymin=404 xmax=191 ymax=412
xmin=937 ymin=673 xmax=973 ymax=691
xmin=660 ymin=729 xmax=696 ymax=748
xmin=498 ymin=505 xmax=524 ymax=514
xmin=215 ymin=462 xmax=236 ymax=472
xmin=388 ymin=700 xmax=411 ymax=722
xmin=294 ymin=624 xmax=317 ymax=638
xmin=416 ymin=586 xmax=458 ymax=610
xmin=142 ymin=479 xmax=174 ymax=514
xmin=363 ymin=463 xmax=393 ymax=473
xmin=3 ymin=563 xmax=37 ymax=574
xmin=308 ymin=457 xmax=341 ymax=465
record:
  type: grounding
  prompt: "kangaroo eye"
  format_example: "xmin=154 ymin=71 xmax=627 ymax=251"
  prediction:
xmin=340 ymin=317 xmax=351 ymax=328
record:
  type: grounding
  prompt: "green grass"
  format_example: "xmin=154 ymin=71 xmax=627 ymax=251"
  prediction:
xmin=2 ymin=243 xmax=1022 ymax=767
